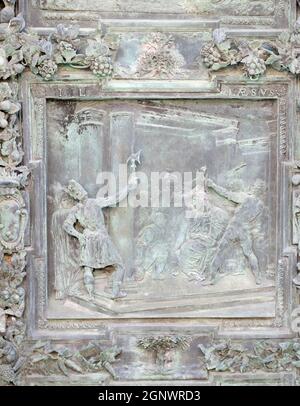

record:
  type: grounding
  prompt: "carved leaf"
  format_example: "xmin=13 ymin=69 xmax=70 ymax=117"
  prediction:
xmin=30 ymin=354 xmax=49 ymax=363
xmin=265 ymin=54 xmax=283 ymax=71
xmin=55 ymin=48 xmax=77 ymax=64
xmin=64 ymin=359 xmax=83 ymax=373
xmin=57 ymin=359 xmax=69 ymax=376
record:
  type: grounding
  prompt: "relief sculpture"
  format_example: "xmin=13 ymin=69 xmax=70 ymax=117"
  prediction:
xmin=169 ymin=169 xmax=267 ymax=286
xmin=182 ymin=0 xmax=275 ymax=16
xmin=0 ymin=174 xmax=28 ymax=254
xmin=2 ymin=0 xmax=299 ymax=387
xmin=46 ymin=100 xmax=275 ymax=319
xmin=135 ymin=212 xmax=170 ymax=281
xmin=207 ymin=176 xmax=266 ymax=285
xmin=174 ymin=168 xmax=230 ymax=283
xmin=201 ymin=23 xmax=300 ymax=79
xmin=53 ymin=154 xmax=140 ymax=300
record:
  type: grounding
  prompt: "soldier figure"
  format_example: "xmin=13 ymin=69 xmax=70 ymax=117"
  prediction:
xmin=63 ymin=160 xmax=139 ymax=299
xmin=207 ymin=178 xmax=266 ymax=285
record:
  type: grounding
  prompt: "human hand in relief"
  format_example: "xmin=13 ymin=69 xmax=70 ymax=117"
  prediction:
xmin=206 ymin=178 xmax=215 ymax=188
xmin=77 ymin=233 xmax=86 ymax=246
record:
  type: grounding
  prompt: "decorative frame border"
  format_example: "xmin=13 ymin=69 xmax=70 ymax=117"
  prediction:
xmin=1 ymin=0 xmax=300 ymax=386
xmin=29 ymin=0 xmax=292 ymax=30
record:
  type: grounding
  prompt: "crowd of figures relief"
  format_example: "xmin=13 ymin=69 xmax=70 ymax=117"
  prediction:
xmin=50 ymin=156 xmax=273 ymax=316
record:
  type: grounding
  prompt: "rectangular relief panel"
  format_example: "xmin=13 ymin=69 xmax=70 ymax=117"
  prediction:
xmin=28 ymin=0 xmax=292 ymax=28
xmin=44 ymin=96 xmax=278 ymax=321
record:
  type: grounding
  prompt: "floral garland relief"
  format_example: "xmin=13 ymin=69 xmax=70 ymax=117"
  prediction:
xmin=0 ymin=18 xmax=116 ymax=81
xmin=199 ymin=340 xmax=300 ymax=375
xmin=136 ymin=33 xmax=186 ymax=79
xmin=201 ymin=20 xmax=300 ymax=79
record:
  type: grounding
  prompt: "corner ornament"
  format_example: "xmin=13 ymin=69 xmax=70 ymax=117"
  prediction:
xmin=201 ymin=20 xmax=300 ymax=80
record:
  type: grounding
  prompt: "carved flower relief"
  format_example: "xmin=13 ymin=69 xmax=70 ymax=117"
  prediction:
xmin=0 ymin=11 xmax=115 ymax=82
xmin=138 ymin=336 xmax=191 ymax=372
xmin=50 ymin=24 xmax=84 ymax=68
xmin=0 ymin=84 xmax=22 ymax=168
xmin=199 ymin=340 xmax=300 ymax=373
xmin=0 ymin=318 xmax=26 ymax=385
xmin=200 ymin=33 xmax=268 ymax=80
xmin=41 ymin=25 xmax=114 ymax=80
xmin=0 ymin=91 xmax=20 ymax=131
xmin=200 ymin=25 xmax=300 ymax=79
xmin=0 ymin=13 xmax=27 ymax=79
xmin=51 ymin=24 xmax=81 ymax=48
xmin=0 ymin=250 xmax=26 ymax=327
xmin=201 ymin=41 xmax=241 ymax=71
xmin=49 ymin=24 xmax=115 ymax=80
xmin=136 ymin=33 xmax=186 ymax=79
xmin=0 ymin=286 xmax=25 ymax=319
xmin=0 ymin=46 xmax=24 ymax=80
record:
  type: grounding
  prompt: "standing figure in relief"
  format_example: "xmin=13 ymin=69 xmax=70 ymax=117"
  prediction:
xmin=207 ymin=178 xmax=267 ymax=285
xmin=63 ymin=161 xmax=139 ymax=300
xmin=50 ymin=183 xmax=80 ymax=300
xmin=175 ymin=188 xmax=229 ymax=282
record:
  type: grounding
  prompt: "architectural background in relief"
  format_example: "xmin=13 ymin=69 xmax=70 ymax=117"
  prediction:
xmin=46 ymin=99 xmax=277 ymax=319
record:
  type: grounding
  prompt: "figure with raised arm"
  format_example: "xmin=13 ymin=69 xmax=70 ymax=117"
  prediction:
xmin=174 ymin=168 xmax=229 ymax=282
xmin=207 ymin=177 xmax=266 ymax=285
xmin=63 ymin=153 xmax=140 ymax=299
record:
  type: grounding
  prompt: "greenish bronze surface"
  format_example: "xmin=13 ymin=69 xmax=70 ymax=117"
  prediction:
xmin=0 ymin=0 xmax=300 ymax=386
